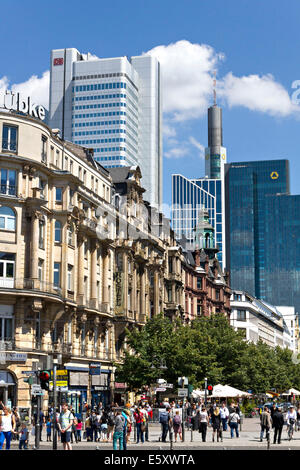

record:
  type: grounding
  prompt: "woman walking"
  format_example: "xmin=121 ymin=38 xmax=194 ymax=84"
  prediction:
xmin=199 ymin=406 xmax=209 ymax=442
xmin=0 ymin=407 xmax=16 ymax=450
xmin=211 ymin=407 xmax=222 ymax=442
xmin=173 ymin=411 xmax=182 ymax=442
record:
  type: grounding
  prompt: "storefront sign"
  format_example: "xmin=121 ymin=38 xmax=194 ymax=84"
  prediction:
xmin=0 ymin=91 xmax=46 ymax=121
xmin=114 ymin=382 xmax=127 ymax=389
xmin=0 ymin=352 xmax=27 ymax=362
xmin=50 ymin=369 xmax=68 ymax=387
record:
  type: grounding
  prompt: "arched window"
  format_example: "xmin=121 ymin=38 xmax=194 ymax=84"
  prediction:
xmin=0 ymin=206 xmax=16 ymax=231
xmin=55 ymin=220 xmax=62 ymax=243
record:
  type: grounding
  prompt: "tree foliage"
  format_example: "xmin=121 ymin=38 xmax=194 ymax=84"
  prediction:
xmin=115 ymin=313 xmax=300 ymax=393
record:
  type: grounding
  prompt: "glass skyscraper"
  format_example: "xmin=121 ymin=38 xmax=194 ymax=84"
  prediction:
xmin=225 ymin=159 xmax=291 ymax=301
xmin=172 ymin=104 xmax=227 ymax=268
xmin=49 ymin=48 xmax=162 ymax=208
xmin=264 ymin=194 xmax=300 ymax=313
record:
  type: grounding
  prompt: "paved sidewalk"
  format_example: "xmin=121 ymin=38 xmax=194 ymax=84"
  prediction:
xmin=6 ymin=418 xmax=300 ymax=450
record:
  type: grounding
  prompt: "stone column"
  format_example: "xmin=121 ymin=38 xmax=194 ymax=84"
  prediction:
xmin=154 ymin=269 xmax=159 ymax=316
xmin=30 ymin=212 xmax=40 ymax=288
xmin=140 ymin=269 xmax=146 ymax=322
xmin=102 ymin=246 xmax=109 ymax=309
xmin=90 ymin=240 xmax=98 ymax=309
xmin=77 ymin=234 xmax=85 ymax=305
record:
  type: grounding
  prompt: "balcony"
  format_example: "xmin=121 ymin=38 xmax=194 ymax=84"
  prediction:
xmin=5 ymin=278 xmax=63 ymax=296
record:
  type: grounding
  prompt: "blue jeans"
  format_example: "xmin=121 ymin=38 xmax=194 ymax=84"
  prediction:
xmin=0 ymin=431 xmax=12 ymax=450
xmin=230 ymin=422 xmax=239 ymax=438
xmin=19 ymin=440 xmax=28 ymax=449
xmin=136 ymin=423 xmax=144 ymax=443
xmin=113 ymin=431 xmax=123 ymax=450
xmin=221 ymin=418 xmax=228 ymax=431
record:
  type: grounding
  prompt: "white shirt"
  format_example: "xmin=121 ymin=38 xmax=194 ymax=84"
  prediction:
xmin=1 ymin=414 xmax=13 ymax=432
xmin=220 ymin=407 xmax=229 ymax=419
xmin=286 ymin=410 xmax=297 ymax=424
xmin=200 ymin=411 xmax=208 ymax=423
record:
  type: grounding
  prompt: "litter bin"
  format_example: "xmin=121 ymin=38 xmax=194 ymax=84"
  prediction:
xmin=239 ymin=412 xmax=244 ymax=431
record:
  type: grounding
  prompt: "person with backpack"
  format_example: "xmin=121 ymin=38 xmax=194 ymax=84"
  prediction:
xmin=173 ymin=411 xmax=182 ymax=442
xmin=57 ymin=403 xmax=74 ymax=450
xmin=159 ymin=407 xmax=170 ymax=443
xmin=90 ymin=411 xmax=100 ymax=442
xmin=107 ymin=408 xmax=115 ymax=442
xmin=113 ymin=410 xmax=125 ymax=450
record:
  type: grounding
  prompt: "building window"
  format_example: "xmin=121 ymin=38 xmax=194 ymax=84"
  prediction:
xmin=237 ymin=309 xmax=247 ymax=321
xmin=0 ymin=305 xmax=14 ymax=342
xmin=168 ymin=258 xmax=173 ymax=274
xmin=55 ymin=220 xmax=62 ymax=243
xmin=0 ymin=206 xmax=16 ymax=231
xmin=41 ymin=136 xmax=47 ymax=163
xmin=0 ymin=169 xmax=16 ymax=196
xmin=38 ymin=259 xmax=44 ymax=282
xmin=197 ymin=299 xmax=202 ymax=316
xmin=0 ymin=252 xmax=15 ymax=287
xmin=39 ymin=219 xmax=45 ymax=249
xmin=197 ymin=277 xmax=202 ymax=290
xmin=56 ymin=187 xmax=63 ymax=202
xmin=238 ymin=327 xmax=247 ymax=338
xmin=128 ymin=289 xmax=131 ymax=310
xmin=55 ymin=150 xmax=60 ymax=167
xmin=167 ymin=286 xmax=172 ymax=303
xmin=116 ymin=253 xmax=123 ymax=271
xmin=39 ymin=179 xmax=46 ymax=199
xmin=67 ymin=265 xmax=73 ymax=291
xmin=67 ymin=225 xmax=74 ymax=246
xmin=2 ymin=125 xmax=17 ymax=152
xmin=53 ymin=262 xmax=61 ymax=287
xmin=234 ymin=293 xmax=242 ymax=302
xmin=215 ymin=290 xmax=220 ymax=301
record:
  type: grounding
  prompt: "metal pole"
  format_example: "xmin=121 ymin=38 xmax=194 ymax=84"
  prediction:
xmin=204 ymin=378 xmax=207 ymax=407
xmin=53 ymin=360 xmax=58 ymax=450
xmin=181 ymin=406 xmax=185 ymax=442
xmin=35 ymin=394 xmax=41 ymax=449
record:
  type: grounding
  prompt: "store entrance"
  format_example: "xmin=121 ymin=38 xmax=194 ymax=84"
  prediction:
xmin=0 ymin=370 xmax=16 ymax=408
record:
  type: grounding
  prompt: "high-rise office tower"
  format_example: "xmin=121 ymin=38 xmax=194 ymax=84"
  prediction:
xmin=265 ymin=194 xmax=300 ymax=313
xmin=225 ymin=159 xmax=292 ymax=301
xmin=172 ymin=103 xmax=227 ymax=268
xmin=49 ymin=48 xmax=162 ymax=208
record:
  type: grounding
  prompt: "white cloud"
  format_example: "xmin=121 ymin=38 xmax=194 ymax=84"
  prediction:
xmin=164 ymin=145 xmax=189 ymax=159
xmin=219 ymin=72 xmax=298 ymax=117
xmin=146 ymin=40 xmax=224 ymax=121
xmin=189 ymin=136 xmax=205 ymax=159
xmin=145 ymin=40 xmax=299 ymax=123
xmin=0 ymin=71 xmax=50 ymax=109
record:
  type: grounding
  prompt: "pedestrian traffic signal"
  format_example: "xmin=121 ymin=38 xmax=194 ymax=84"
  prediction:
xmin=39 ymin=370 xmax=50 ymax=391
xmin=207 ymin=385 xmax=213 ymax=396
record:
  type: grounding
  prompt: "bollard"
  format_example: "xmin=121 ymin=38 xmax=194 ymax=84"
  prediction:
xmin=169 ymin=430 xmax=173 ymax=451
xmin=190 ymin=428 xmax=193 ymax=442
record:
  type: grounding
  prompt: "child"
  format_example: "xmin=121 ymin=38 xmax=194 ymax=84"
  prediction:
xmin=46 ymin=417 xmax=52 ymax=442
xmin=76 ymin=418 xmax=83 ymax=442
xmin=19 ymin=423 xmax=29 ymax=449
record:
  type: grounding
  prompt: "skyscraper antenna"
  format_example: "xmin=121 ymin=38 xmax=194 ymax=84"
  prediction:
xmin=213 ymin=70 xmax=217 ymax=106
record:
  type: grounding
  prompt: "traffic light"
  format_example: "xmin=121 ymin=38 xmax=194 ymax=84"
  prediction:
xmin=207 ymin=385 xmax=213 ymax=396
xmin=39 ymin=370 xmax=50 ymax=391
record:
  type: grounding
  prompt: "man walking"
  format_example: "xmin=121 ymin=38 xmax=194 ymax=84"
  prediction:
xmin=220 ymin=402 xmax=229 ymax=432
xmin=272 ymin=406 xmax=284 ymax=444
xmin=260 ymin=406 xmax=272 ymax=442
xmin=113 ymin=411 xmax=125 ymax=450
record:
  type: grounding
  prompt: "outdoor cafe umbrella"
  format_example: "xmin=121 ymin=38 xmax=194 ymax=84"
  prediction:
xmin=281 ymin=388 xmax=300 ymax=396
xmin=211 ymin=384 xmax=251 ymax=398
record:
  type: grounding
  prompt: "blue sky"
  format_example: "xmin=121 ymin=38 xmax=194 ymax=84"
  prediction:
xmin=1 ymin=0 xmax=300 ymax=206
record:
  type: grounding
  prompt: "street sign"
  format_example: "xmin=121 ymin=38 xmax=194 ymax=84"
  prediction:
xmin=31 ymin=384 xmax=44 ymax=396
xmin=89 ymin=363 xmax=101 ymax=375
xmin=155 ymin=387 xmax=167 ymax=392
xmin=50 ymin=369 xmax=68 ymax=387
xmin=22 ymin=371 xmax=37 ymax=376
xmin=165 ymin=384 xmax=174 ymax=389
xmin=178 ymin=388 xmax=188 ymax=397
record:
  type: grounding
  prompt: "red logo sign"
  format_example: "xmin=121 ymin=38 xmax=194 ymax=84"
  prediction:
xmin=53 ymin=58 xmax=64 ymax=66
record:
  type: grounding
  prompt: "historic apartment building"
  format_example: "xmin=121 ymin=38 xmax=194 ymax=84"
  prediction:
xmin=0 ymin=110 xmax=186 ymax=413
xmin=182 ymin=208 xmax=231 ymax=322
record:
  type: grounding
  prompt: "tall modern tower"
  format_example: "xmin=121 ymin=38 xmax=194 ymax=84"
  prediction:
xmin=49 ymin=48 xmax=162 ymax=208
xmin=172 ymin=102 xmax=227 ymax=268
xmin=225 ymin=159 xmax=293 ymax=303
